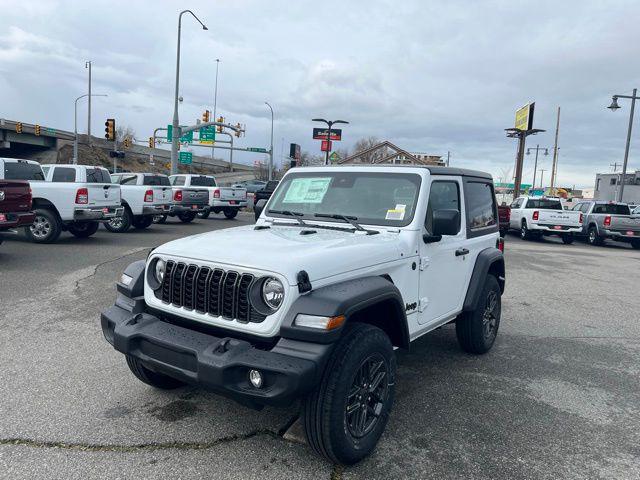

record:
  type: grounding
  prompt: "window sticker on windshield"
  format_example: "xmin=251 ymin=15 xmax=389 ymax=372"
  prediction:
xmin=283 ymin=177 xmax=331 ymax=204
xmin=385 ymin=204 xmax=406 ymax=220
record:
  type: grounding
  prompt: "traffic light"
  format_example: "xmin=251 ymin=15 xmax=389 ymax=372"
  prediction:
xmin=123 ymin=137 xmax=131 ymax=149
xmin=216 ymin=116 xmax=224 ymax=133
xmin=202 ymin=110 xmax=210 ymax=123
xmin=104 ymin=118 xmax=115 ymax=140
xmin=234 ymin=123 xmax=242 ymax=137
xmin=149 ymin=137 xmax=155 ymax=148
xmin=34 ymin=124 xmax=41 ymax=136
xmin=15 ymin=122 xmax=23 ymax=134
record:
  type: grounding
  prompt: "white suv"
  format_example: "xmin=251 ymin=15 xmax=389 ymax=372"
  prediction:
xmin=101 ymin=165 xmax=505 ymax=464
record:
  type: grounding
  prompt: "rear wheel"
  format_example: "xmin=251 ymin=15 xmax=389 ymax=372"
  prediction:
xmin=125 ymin=355 xmax=185 ymax=389
xmin=24 ymin=208 xmax=62 ymax=243
xmin=561 ymin=234 xmax=574 ymax=244
xmin=224 ymin=208 xmax=238 ymax=219
xmin=456 ymin=275 xmax=501 ymax=354
xmin=587 ymin=226 xmax=604 ymax=246
xmin=178 ymin=211 xmax=196 ymax=223
xmin=197 ymin=208 xmax=211 ymax=219
xmin=499 ymin=227 xmax=507 ymax=238
xmin=105 ymin=208 xmax=132 ymax=233
xmin=68 ymin=221 xmax=99 ymax=238
xmin=132 ymin=216 xmax=153 ymax=230
xmin=520 ymin=221 xmax=532 ymax=240
xmin=302 ymin=323 xmax=396 ymax=465
xmin=631 ymin=240 xmax=640 ymax=250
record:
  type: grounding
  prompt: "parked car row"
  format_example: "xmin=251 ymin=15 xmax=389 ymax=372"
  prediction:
xmin=0 ymin=158 xmax=251 ymax=244
xmin=501 ymin=195 xmax=640 ymax=249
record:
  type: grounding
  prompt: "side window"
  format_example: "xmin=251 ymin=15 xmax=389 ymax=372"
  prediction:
xmin=171 ymin=176 xmax=185 ymax=186
xmin=425 ymin=181 xmax=460 ymax=235
xmin=465 ymin=181 xmax=497 ymax=232
xmin=52 ymin=167 xmax=77 ymax=182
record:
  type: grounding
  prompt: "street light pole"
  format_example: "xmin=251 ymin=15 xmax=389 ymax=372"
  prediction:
xmin=211 ymin=58 xmax=220 ymax=161
xmin=74 ymin=93 xmax=107 ymax=165
xmin=171 ymin=10 xmax=208 ymax=175
xmin=607 ymin=88 xmax=637 ymax=202
xmin=539 ymin=169 xmax=547 ymax=190
xmin=265 ymin=102 xmax=274 ymax=180
xmin=312 ymin=118 xmax=349 ymax=165
xmin=85 ymin=61 xmax=92 ymax=140
xmin=526 ymin=145 xmax=548 ymax=192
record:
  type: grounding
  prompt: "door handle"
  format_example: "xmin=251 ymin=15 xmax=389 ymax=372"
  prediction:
xmin=455 ymin=248 xmax=469 ymax=257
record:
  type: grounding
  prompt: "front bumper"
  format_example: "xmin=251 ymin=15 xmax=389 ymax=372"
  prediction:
xmin=0 ymin=210 xmax=36 ymax=230
xmin=74 ymin=206 xmax=124 ymax=221
xmin=531 ymin=224 xmax=582 ymax=234
xmin=211 ymin=200 xmax=247 ymax=208
xmin=101 ymin=301 xmax=330 ymax=408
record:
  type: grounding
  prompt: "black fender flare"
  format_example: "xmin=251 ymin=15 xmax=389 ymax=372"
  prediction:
xmin=463 ymin=248 xmax=505 ymax=312
xmin=280 ymin=276 xmax=410 ymax=349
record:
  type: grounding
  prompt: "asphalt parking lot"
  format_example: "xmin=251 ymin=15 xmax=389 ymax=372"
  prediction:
xmin=1 ymin=216 xmax=639 ymax=480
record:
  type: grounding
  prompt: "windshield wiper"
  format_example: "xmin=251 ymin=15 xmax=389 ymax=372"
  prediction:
xmin=314 ymin=213 xmax=378 ymax=235
xmin=268 ymin=209 xmax=307 ymax=226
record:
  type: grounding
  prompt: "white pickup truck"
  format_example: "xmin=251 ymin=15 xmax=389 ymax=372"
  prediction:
xmin=169 ymin=174 xmax=247 ymax=220
xmin=107 ymin=173 xmax=173 ymax=232
xmin=509 ymin=196 xmax=582 ymax=244
xmin=0 ymin=158 xmax=123 ymax=243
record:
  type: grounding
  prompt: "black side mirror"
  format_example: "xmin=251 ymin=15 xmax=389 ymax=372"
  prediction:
xmin=424 ymin=209 xmax=460 ymax=243
xmin=254 ymin=199 xmax=267 ymax=222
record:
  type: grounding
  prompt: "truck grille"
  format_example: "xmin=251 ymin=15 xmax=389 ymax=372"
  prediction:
xmin=157 ymin=261 xmax=266 ymax=323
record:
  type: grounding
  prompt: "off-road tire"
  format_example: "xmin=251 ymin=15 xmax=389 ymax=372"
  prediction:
xmin=153 ymin=214 xmax=168 ymax=224
xmin=223 ymin=208 xmax=238 ymax=219
xmin=68 ymin=221 xmax=99 ymax=238
xmin=178 ymin=211 xmax=196 ymax=223
xmin=456 ymin=274 xmax=501 ymax=354
xmin=561 ymin=234 xmax=574 ymax=245
xmin=125 ymin=355 xmax=185 ymax=389
xmin=587 ymin=225 xmax=604 ymax=246
xmin=24 ymin=208 xmax=62 ymax=243
xmin=105 ymin=208 xmax=132 ymax=233
xmin=197 ymin=208 xmax=211 ymax=219
xmin=132 ymin=216 xmax=153 ymax=230
xmin=302 ymin=323 xmax=396 ymax=465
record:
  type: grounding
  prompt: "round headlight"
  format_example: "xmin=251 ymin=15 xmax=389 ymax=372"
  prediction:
xmin=262 ymin=278 xmax=284 ymax=310
xmin=154 ymin=258 xmax=166 ymax=284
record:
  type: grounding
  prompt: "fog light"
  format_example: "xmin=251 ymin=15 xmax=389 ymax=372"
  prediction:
xmin=248 ymin=369 xmax=263 ymax=388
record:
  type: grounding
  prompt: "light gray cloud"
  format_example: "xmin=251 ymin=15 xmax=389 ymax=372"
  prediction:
xmin=0 ymin=0 xmax=639 ymax=186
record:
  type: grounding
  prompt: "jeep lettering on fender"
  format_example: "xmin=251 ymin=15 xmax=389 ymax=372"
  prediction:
xmin=101 ymin=165 xmax=505 ymax=465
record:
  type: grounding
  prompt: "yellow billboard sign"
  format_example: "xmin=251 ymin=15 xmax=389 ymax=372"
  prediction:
xmin=515 ymin=102 xmax=535 ymax=131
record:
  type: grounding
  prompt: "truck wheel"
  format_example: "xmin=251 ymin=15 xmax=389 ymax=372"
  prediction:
xmin=587 ymin=226 xmax=604 ymax=246
xmin=499 ymin=228 xmax=507 ymax=238
xmin=561 ymin=234 xmax=574 ymax=245
xmin=24 ymin=208 xmax=62 ymax=243
xmin=178 ymin=211 xmax=196 ymax=223
xmin=132 ymin=216 xmax=153 ymax=230
xmin=68 ymin=221 xmax=99 ymax=238
xmin=456 ymin=274 xmax=501 ymax=354
xmin=153 ymin=214 xmax=167 ymax=224
xmin=197 ymin=208 xmax=211 ymax=219
xmin=302 ymin=323 xmax=396 ymax=465
xmin=224 ymin=208 xmax=238 ymax=219
xmin=125 ymin=355 xmax=185 ymax=390
xmin=105 ymin=208 xmax=132 ymax=233
xmin=520 ymin=221 xmax=532 ymax=240
xmin=631 ymin=240 xmax=640 ymax=250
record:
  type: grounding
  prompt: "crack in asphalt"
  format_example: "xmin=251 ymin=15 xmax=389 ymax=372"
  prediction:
xmin=73 ymin=247 xmax=150 ymax=292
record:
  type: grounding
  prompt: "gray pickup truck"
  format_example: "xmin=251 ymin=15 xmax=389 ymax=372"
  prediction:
xmin=154 ymin=187 xmax=208 ymax=224
xmin=571 ymin=201 xmax=640 ymax=249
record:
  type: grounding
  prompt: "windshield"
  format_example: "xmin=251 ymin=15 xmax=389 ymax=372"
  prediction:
xmin=190 ymin=176 xmax=216 ymax=187
xmin=3 ymin=161 xmax=45 ymax=181
xmin=267 ymin=171 xmax=421 ymax=227
xmin=592 ymin=204 xmax=630 ymax=215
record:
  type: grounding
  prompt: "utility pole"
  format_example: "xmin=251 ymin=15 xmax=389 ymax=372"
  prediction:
xmin=85 ymin=61 xmax=92 ymax=140
xmin=539 ymin=169 xmax=547 ymax=190
xmin=610 ymin=162 xmax=621 ymax=172
xmin=211 ymin=58 xmax=220 ymax=162
xmin=265 ymin=102 xmax=274 ymax=180
xmin=446 ymin=151 xmax=450 ymax=166
xmin=549 ymin=107 xmax=561 ymax=194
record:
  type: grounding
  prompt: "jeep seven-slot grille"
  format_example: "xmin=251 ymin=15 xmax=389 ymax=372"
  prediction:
xmin=157 ymin=261 xmax=266 ymax=323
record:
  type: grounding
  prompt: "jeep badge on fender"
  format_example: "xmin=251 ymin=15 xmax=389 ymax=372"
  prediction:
xmin=101 ymin=165 xmax=505 ymax=465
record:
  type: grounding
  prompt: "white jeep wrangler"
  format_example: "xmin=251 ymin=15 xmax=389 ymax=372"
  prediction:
xmin=101 ymin=165 xmax=505 ymax=464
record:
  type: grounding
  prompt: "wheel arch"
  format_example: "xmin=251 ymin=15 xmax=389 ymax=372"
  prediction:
xmin=280 ymin=275 xmax=410 ymax=350
xmin=463 ymin=248 xmax=505 ymax=312
xmin=31 ymin=198 xmax=61 ymax=220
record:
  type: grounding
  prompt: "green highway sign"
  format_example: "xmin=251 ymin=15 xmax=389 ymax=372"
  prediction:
xmin=199 ymin=126 xmax=215 ymax=144
xmin=179 ymin=151 xmax=193 ymax=165
xmin=247 ymin=147 xmax=268 ymax=153
xmin=167 ymin=124 xmax=193 ymax=143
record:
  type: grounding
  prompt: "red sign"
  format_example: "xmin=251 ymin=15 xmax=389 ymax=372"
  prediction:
xmin=321 ymin=140 xmax=332 ymax=152
xmin=313 ymin=128 xmax=342 ymax=141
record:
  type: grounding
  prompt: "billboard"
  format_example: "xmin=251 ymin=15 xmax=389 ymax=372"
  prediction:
xmin=515 ymin=102 xmax=535 ymax=131
xmin=289 ymin=143 xmax=301 ymax=160
xmin=313 ymin=128 xmax=342 ymax=141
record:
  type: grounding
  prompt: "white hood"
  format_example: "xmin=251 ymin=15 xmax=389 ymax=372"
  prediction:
xmin=153 ymin=224 xmax=405 ymax=285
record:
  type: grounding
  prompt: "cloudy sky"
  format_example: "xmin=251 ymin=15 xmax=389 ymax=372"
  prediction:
xmin=1 ymin=0 xmax=639 ymax=187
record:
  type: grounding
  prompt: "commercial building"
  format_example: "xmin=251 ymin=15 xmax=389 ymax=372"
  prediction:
xmin=594 ymin=170 xmax=640 ymax=203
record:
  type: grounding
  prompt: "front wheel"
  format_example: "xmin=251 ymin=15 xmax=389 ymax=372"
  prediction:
xmin=223 ymin=208 xmax=238 ymax=219
xmin=587 ymin=226 xmax=604 ymax=246
xmin=68 ymin=221 xmax=99 ymax=238
xmin=302 ymin=323 xmax=396 ymax=465
xmin=177 ymin=211 xmax=196 ymax=223
xmin=561 ymin=234 xmax=574 ymax=245
xmin=197 ymin=208 xmax=211 ymax=219
xmin=456 ymin=274 xmax=501 ymax=354
xmin=520 ymin=221 xmax=532 ymax=240
xmin=24 ymin=208 xmax=62 ymax=243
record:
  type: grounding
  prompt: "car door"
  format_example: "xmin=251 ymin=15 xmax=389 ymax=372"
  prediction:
xmin=418 ymin=177 xmax=471 ymax=326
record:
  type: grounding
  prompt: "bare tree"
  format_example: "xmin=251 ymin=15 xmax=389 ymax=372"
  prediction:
xmin=299 ymin=151 xmax=324 ymax=167
xmin=116 ymin=125 xmax=136 ymax=143
xmin=351 ymin=136 xmax=384 ymax=163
